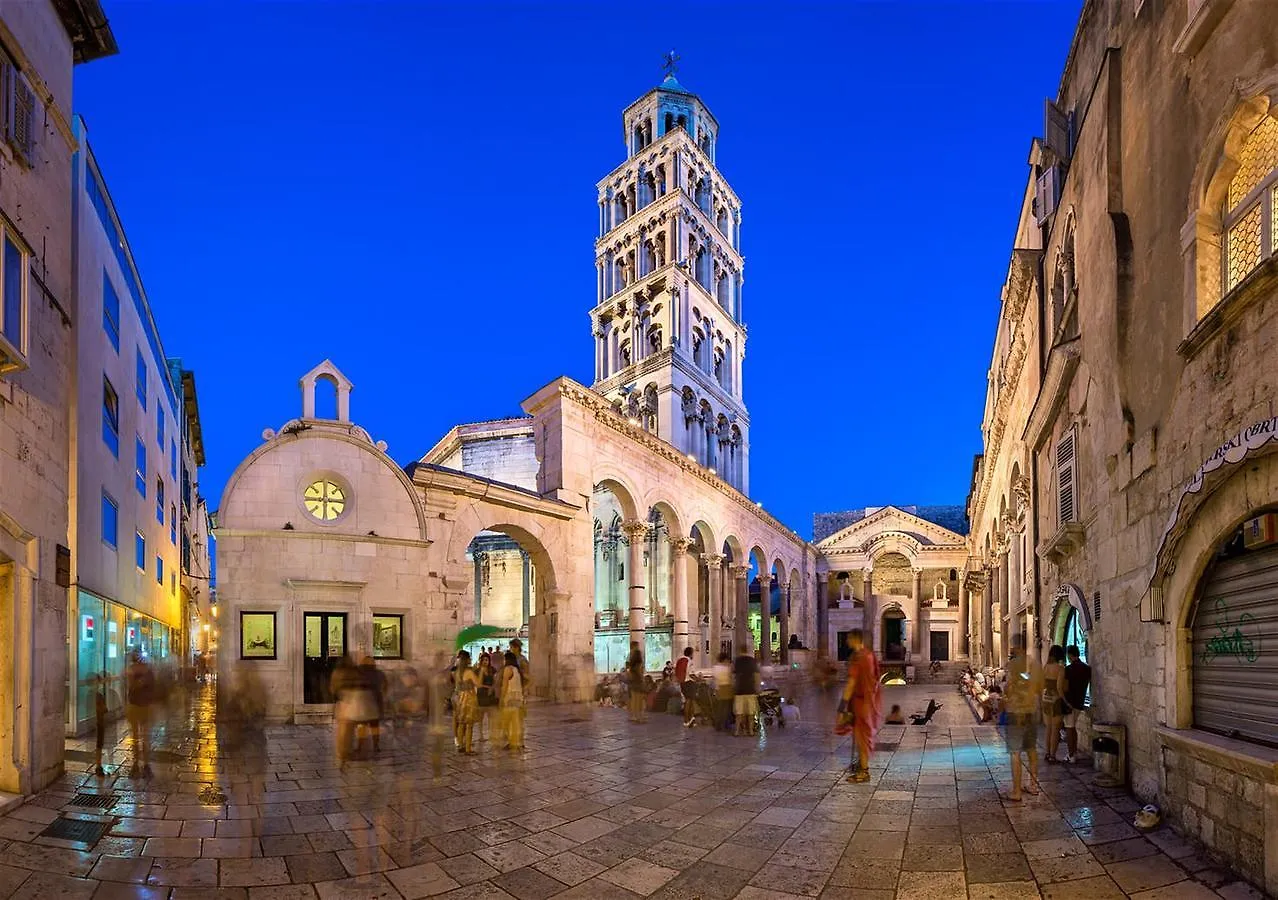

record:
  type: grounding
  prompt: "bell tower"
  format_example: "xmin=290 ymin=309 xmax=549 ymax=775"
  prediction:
xmin=590 ymin=60 xmax=750 ymax=493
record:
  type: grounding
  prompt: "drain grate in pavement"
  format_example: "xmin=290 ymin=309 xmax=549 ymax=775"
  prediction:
xmin=69 ymin=792 xmax=117 ymax=810
xmin=64 ymin=749 xmax=96 ymax=763
xmin=874 ymin=742 xmax=900 ymax=751
xmin=40 ymin=817 xmax=111 ymax=846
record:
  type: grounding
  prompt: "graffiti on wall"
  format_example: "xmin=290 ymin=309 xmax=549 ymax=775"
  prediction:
xmin=1199 ymin=597 xmax=1260 ymax=665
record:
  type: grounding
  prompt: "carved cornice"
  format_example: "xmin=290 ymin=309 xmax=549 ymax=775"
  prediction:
xmin=970 ymin=316 xmax=1030 ymax=529
xmin=528 ymin=378 xmax=803 ymax=547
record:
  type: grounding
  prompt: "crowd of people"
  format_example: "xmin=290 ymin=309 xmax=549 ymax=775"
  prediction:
xmin=321 ymin=638 xmax=532 ymax=770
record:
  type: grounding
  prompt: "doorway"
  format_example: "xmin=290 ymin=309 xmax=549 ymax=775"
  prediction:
xmin=303 ymin=612 xmax=346 ymax=704
xmin=930 ymin=630 xmax=950 ymax=661
xmin=882 ymin=610 xmax=906 ymax=661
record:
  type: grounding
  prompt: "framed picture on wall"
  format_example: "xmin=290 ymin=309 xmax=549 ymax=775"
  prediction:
xmin=241 ymin=611 xmax=277 ymax=659
xmin=372 ymin=614 xmax=403 ymax=659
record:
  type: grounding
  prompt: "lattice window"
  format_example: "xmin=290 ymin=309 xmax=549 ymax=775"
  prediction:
xmin=1224 ymin=114 xmax=1278 ymax=293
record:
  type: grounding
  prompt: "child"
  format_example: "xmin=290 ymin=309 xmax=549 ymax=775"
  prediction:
xmin=885 ymin=704 xmax=906 ymax=725
xmin=780 ymin=698 xmax=801 ymax=726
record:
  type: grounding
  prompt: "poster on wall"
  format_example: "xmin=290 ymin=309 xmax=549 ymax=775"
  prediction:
xmin=372 ymin=615 xmax=402 ymax=659
xmin=241 ymin=612 xmax=277 ymax=659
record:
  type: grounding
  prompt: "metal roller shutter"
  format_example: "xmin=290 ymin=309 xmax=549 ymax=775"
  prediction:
xmin=1191 ymin=543 xmax=1278 ymax=746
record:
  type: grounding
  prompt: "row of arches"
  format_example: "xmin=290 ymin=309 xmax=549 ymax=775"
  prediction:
xmin=679 ymin=387 xmax=743 ymax=486
xmin=591 ymin=478 xmax=802 ymax=669
xmin=599 ymin=165 xmax=739 ymax=252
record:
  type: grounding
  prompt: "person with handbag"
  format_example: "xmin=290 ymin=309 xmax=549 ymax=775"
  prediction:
xmin=838 ymin=629 xmax=881 ymax=783
xmin=1042 ymin=645 xmax=1068 ymax=763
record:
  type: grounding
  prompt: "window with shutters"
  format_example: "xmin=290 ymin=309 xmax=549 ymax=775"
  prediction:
xmin=1056 ymin=427 xmax=1078 ymax=527
xmin=0 ymin=48 xmax=37 ymax=165
xmin=1222 ymin=114 xmax=1277 ymax=294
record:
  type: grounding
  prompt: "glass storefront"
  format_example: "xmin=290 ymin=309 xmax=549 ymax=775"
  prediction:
xmin=70 ymin=588 xmax=178 ymax=735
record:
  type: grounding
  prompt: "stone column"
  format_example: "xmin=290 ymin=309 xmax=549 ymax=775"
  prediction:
xmin=862 ymin=568 xmax=875 ymax=656
xmin=816 ymin=578 xmax=828 ymax=659
xmin=703 ymin=554 xmax=723 ymax=662
xmin=912 ymin=568 xmax=924 ymax=658
xmin=982 ymin=567 xmax=995 ymax=667
xmin=622 ymin=521 xmax=649 ymax=650
xmin=959 ymin=587 xmax=971 ymax=658
xmin=730 ymin=565 xmax=750 ymax=655
xmin=670 ymin=538 xmax=691 ymax=657
xmin=757 ymin=573 xmax=772 ymax=663
xmin=778 ymin=580 xmax=790 ymax=664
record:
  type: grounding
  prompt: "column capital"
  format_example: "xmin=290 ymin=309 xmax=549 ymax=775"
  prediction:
xmin=620 ymin=520 xmax=650 ymax=541
xmin=700 ymin=553 xmax=725 ymax=568
xmin=669 ymin=537 xmax=693 ymax=556
xmin=757 ymin=573 xmax=772 ymax=586
xmin=861 ymin=567 xmax=874 ymax=581
xmin=729 ymin=564 xmax=750 ymax=580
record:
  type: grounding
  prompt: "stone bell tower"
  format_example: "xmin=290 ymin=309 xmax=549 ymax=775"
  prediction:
xmin=589 ymin=60 xmax=750 ymax=494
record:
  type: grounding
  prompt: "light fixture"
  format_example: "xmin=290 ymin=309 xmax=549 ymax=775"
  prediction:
xmin=627 ymin=418 xmax=639 ymax=426
xmin=203 ymin=623 xmax=210 ymax=632
xmin=210 ymin=604 xmax=218 ymax=618
xmin=708 ymin=467 xmax=717 ymax=476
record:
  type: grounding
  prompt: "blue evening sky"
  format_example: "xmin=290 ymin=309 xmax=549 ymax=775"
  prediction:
xmin=74 ymin=0 xmax=1081 ymax=540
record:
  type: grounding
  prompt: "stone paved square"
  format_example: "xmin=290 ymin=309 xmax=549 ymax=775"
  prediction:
xmin=0 ymin=685 xmax=1255 ymax=899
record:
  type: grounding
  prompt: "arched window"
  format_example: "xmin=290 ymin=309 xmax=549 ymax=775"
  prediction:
xmin=1223 ymin=114 xmax=1278 ymax=293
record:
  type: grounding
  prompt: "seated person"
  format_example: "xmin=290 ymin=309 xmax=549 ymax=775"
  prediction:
xmin=780 ymin=698 xmax=801 ymax=725
xmin=885 ymin=704 xmax=906 ymax=725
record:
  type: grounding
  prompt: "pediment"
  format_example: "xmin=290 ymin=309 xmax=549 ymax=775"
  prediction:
xmin=817 ymin=505 xmax=967 ymax=552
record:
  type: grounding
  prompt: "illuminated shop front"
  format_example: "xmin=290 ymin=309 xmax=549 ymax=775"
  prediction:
xmin=70 ymin=587 xmax=179 ymax=735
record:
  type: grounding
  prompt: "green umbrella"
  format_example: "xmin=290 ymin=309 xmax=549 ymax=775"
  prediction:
xmin=455 ymin=624 xmax=508 ymax=652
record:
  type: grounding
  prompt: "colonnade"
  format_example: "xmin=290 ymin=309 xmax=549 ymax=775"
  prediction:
xmin=615 ymin=520 xmax=791 ymax=667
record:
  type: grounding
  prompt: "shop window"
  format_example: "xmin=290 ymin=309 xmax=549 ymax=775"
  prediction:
xmin=101 ymin=492 xmax=118 ymax=549
xmin=372 ymin=614 xmax=404 ymax=659
xmin=102 ymin=376 xmax=119 ymax=457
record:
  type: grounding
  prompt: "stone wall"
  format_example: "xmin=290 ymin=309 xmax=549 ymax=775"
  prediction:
xmin=0 ymin=0 xmax=78 ymax=795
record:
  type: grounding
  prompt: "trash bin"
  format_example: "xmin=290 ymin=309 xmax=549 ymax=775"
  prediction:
xmin=1092 ymin=722 xmax=1126 ymax=787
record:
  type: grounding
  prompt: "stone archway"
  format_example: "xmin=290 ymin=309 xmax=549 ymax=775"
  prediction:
xmin=881 ymin=604 xmax=908 ymax=663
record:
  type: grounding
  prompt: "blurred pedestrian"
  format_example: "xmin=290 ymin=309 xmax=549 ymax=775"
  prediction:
xmin=1003 ymin=633 xmax=1044 ymax=801
xmin=1063 ymin=645 xmax=1091 ymax=763
xmin=356 ymin=655 xmax=387 ymax=754
xmin=331 ymin=655 xmax=359 ymax=770
xmin=476 ymin=654 xmax=498 ymax=741
xmin=1043 ymin=645 xmax=1068 ymax=763
xmin=93 ymin=672 xmax=113 ymax=776
xmin=841 ymin=629 xmax=881 ymax=783
xmin=124 ymin=650 xmax=155 ymax=778
xmin=453 ymin=650 xmax=478 ymax=754
xmin=733 ymin=649 xmax=759 ymax=736
xmin=626 ymin=641 xmax=647 ymax=724
xmin=713 ymin=651 xmax=734 ymax=731
xmin=500 ymin=649 xmax=526 ymax=751
xmin=676 ymin=647 xmax=696 ymax=727
xmin=423 ymin=653 xmax=452 ymax=778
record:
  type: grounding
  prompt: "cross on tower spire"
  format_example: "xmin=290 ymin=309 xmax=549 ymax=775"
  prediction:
xmin=662 ymin=49 xmax=680 ymax=78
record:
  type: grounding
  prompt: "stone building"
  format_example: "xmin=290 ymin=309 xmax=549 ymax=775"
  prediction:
xmin=0 ymin=1 xmax=114 ymax=795
xmin=67 ymin=119 xmax=210 ymax=735
xmin=964 ymin=0 xmax=1278 ymax=892
xmin=814 ymin=507 xmax=968 ymax=664
xmin=216 ymin=74 xmax=817 ymax=721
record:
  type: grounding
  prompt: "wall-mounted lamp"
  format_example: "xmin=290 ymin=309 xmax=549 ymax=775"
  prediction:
xmin=283 ymin=522 xmax=295 ymax=531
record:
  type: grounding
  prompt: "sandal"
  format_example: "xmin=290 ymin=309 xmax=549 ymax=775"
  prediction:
xmin=1002 ymin=793 xmax=1022 ymax=802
